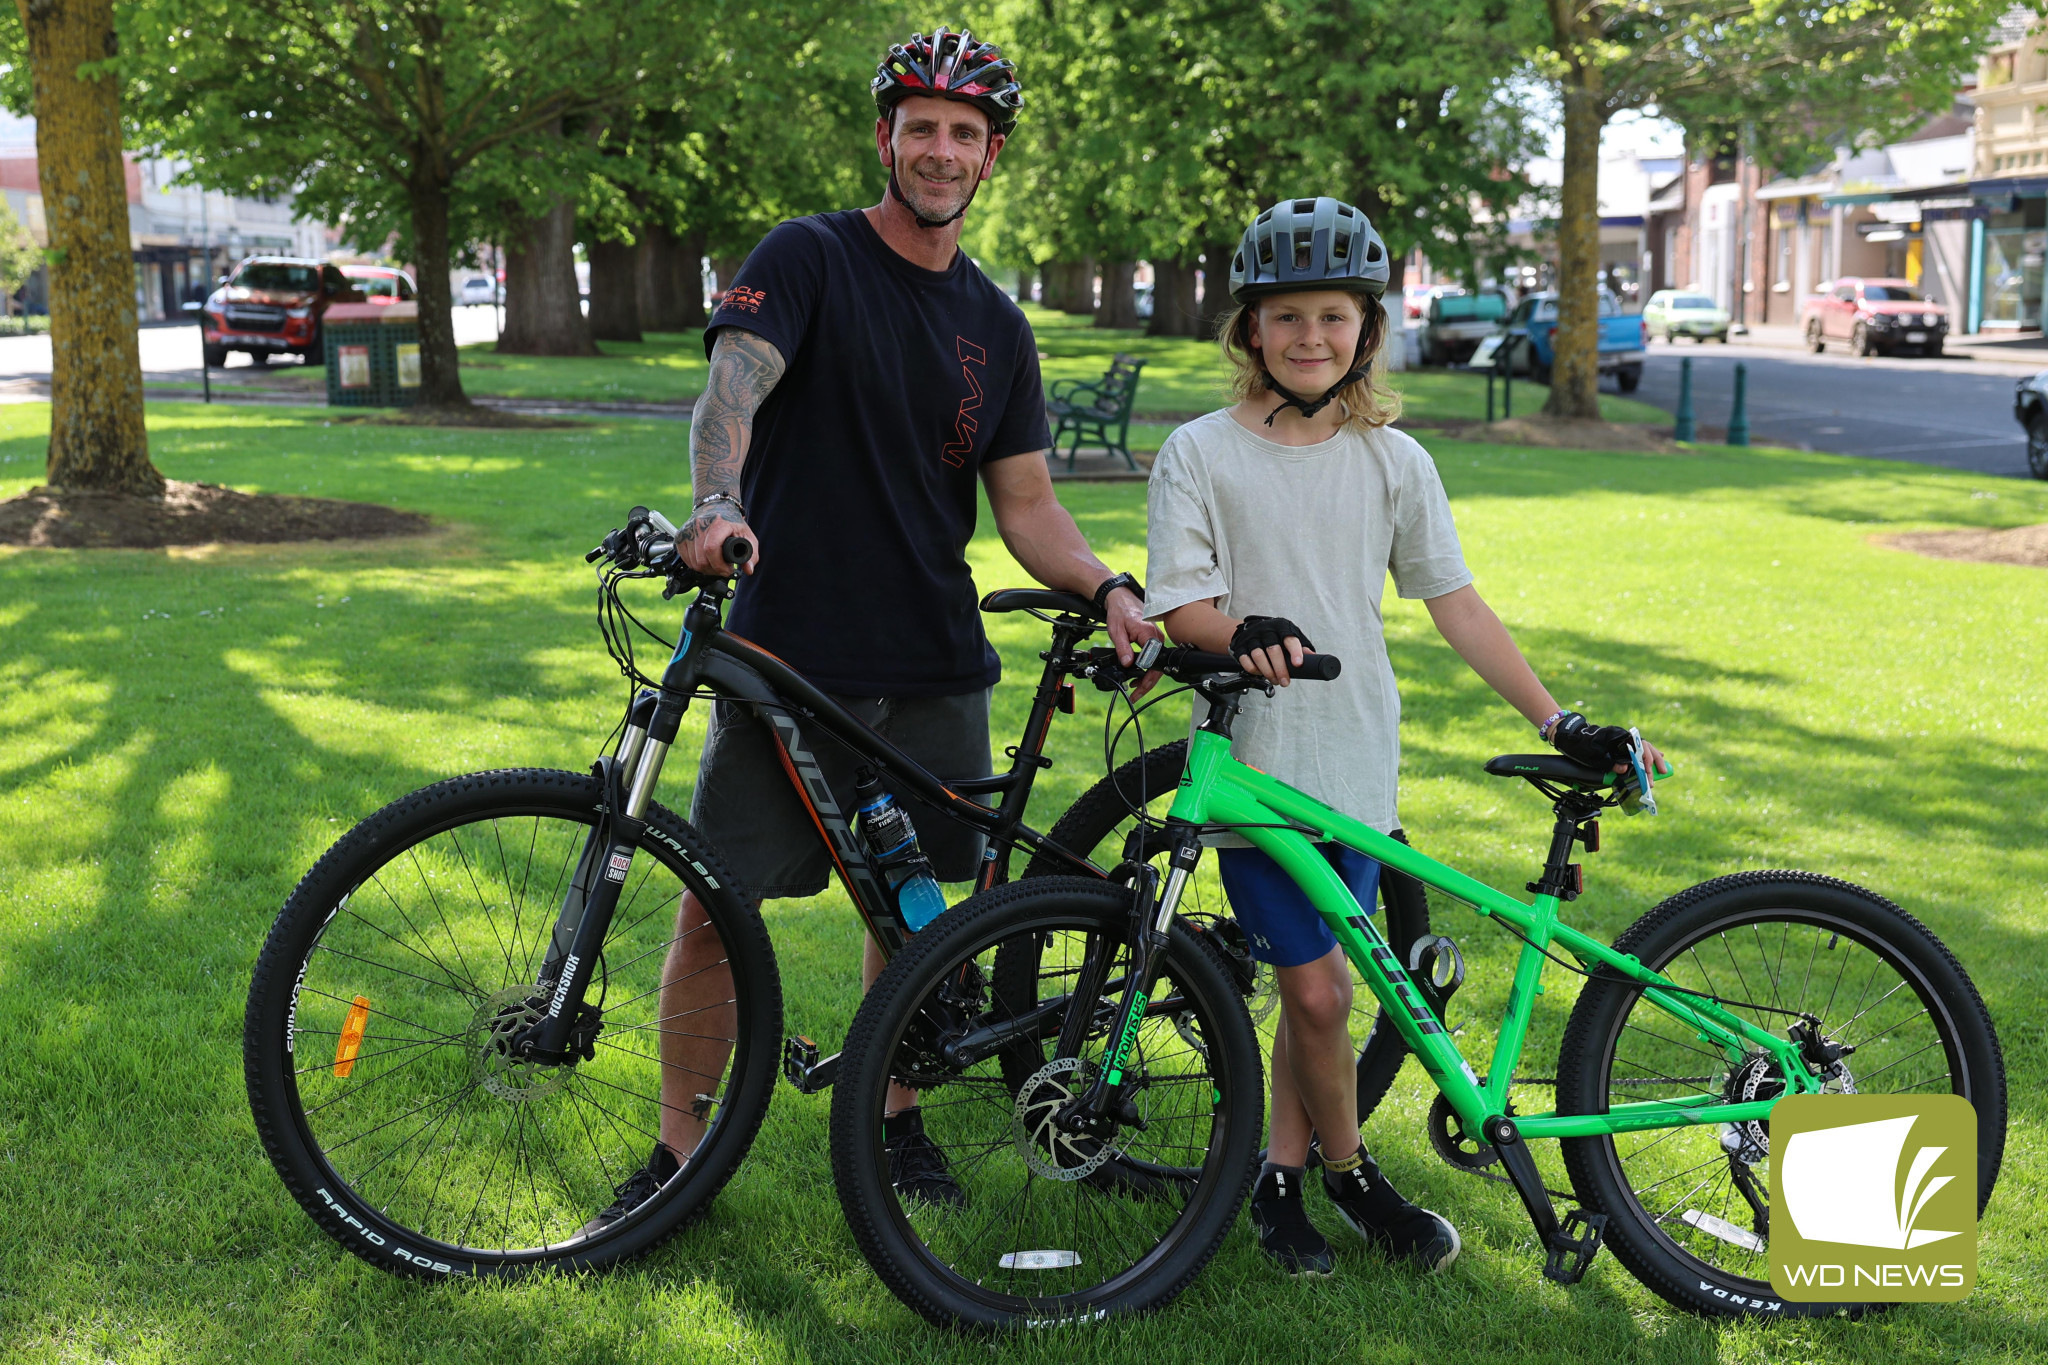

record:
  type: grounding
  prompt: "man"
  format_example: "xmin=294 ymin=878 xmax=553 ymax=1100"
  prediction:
xmin=586 ymin=29 xmax=1157 ymax=1229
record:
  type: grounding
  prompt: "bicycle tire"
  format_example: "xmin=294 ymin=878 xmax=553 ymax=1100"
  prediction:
xmin=1556 ymin=871 xmax=2006 ymax=1319
xmin=829 ymin=877 xmax=1262 ymax=1328
xmin=245 ymin=767 xmax=783 ymax=1278
xmin=1020 ymin=737 xmax=1430 ymax=1129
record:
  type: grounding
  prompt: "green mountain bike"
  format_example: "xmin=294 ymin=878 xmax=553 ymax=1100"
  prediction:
xmin=828 ymin=645 xmax=2007 ymax=1326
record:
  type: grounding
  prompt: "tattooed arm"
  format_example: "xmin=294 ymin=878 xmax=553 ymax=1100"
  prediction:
xmin=679 ymin=328 xmax=787 ymax=574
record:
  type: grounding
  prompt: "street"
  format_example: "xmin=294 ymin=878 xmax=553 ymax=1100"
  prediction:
xmin=0 ymin=305 xmax=506 ymax=390
xmin=1629 ymin=336 xmax=2040 ymax=479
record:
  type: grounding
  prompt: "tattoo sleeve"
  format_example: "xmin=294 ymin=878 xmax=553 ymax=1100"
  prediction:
xmin=686 ymin=328 xmax=787 ymax=536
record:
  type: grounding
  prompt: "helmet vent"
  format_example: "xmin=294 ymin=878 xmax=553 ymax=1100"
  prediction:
xmin=1293 ymin=199 xmax=1316 ymax=214
xmin=1258 ymin=237 xmax=1275 ymax=266
xmin=1365 ymin=241 xmax=1383 ymax=263
xmin=1293 ymin=238 xmax=1312 ymax=271
xmin=1333 ymin=231 xmax=1351 ymax=261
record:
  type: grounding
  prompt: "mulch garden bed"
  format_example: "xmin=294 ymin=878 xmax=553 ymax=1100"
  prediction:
xmin=0 ymin=480 xmax=432 ymax=549
xmin=1884 ymin=523 xmax=2048 ymax=569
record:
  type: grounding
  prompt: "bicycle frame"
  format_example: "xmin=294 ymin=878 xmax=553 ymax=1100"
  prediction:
xmin=1168 ymin=726 xmax=1822 ymax=1146
xmin=521 ymin=569 xmax=1105 ymax=1070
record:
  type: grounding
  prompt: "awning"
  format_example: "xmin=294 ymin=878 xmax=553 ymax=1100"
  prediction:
xmin=1756 ymin=177 xmax=1834 ymax=202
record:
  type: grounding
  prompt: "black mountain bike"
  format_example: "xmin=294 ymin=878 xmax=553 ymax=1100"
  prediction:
xmin=244 ymin=507 xmax=1432 ymax=1280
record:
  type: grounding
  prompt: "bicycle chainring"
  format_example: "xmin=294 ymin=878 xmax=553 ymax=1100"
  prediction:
xmin=1426 ymin=1092 xmax=1500 ymax=1170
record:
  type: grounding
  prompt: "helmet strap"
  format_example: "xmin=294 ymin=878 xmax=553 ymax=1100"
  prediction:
xmin=1258 ymin=311 xmax=1377 ymax=427
xmin=884 ymin=125 xmax=997 ymax=232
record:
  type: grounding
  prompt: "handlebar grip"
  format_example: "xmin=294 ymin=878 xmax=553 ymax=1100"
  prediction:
xmin=723 ymin=537 xmax=753 ymax=566
xmin=1173 ymin=647 xmax=1341 ymax=680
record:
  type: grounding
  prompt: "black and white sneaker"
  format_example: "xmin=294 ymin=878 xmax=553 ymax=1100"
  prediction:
xmin=885 ymin=1107 xmax=966 ymax=1208
xmin=1320 ymin=1149 xmax=1460 ymax=1272
xmin=1249 ymin=1167 xmax=1335 ymax=1277
xmin=579 ymin=1142 xmax=681 ymax=1237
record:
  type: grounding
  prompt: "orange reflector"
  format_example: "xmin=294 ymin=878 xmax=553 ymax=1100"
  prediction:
xmin=334 ymin=996 xmax=371 ymax=1078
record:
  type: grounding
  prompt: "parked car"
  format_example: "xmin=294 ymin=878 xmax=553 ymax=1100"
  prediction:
xmin=1800 ymin=278 xmax=1948 ymax=357
xmin=1408 ymin=282 xmax=1467 ymax=322
xmin=1421 ymin=290 xmax=1507 ymax=365
xmin=1641 ymin=289 xmax=1730 ymax=343
xmin=1134 ymin=281 xmax=1155 ymax=320
xmin=341 ymin=265 xmax=416 ymax=304
xmin=458 ymin=275 xmax=501 ymax=305
xmin=1501 ymin=289 xmax=1646 ymax=391
xmin=201 ymin=257 xmax=383 ymax=367
xmin=2013 ymin=373 xmax=2048 ymax=480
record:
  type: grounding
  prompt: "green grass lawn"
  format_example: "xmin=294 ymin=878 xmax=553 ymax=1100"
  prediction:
xmin=3 ymin=404 xmax=2045 ymax=1362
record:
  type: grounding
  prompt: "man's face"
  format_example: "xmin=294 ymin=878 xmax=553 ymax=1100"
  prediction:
xmin=877 ymin=95 xmax=1004 ymax=222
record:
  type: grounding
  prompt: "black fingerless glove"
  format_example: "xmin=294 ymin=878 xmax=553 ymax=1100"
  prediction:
xmin=1549 ymin=712 xmax=1634 ymax=770
xmin=1229 ymin=615 xmax=1316 ymax=657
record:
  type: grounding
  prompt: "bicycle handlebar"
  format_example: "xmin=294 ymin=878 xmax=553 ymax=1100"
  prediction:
xmin=586 ymin=506 xmax=748 ymax=581
xmin=1084 ymin=642 xmax=1342 ymax=687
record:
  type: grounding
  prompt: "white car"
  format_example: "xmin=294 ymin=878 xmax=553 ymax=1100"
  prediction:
xmin=458 ymin=276 xmax=501 ymax=305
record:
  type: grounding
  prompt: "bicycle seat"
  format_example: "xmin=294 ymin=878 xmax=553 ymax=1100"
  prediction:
xmin=980 ymin=588 xmax=1103 ymax=621
xmin=1484 ymin=754 xmax=1610 ymax=785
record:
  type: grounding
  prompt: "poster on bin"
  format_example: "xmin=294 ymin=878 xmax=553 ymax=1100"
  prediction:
xmin=396 ymin=343 xmax=421 ymax=389
xmin=338 ymin=345 xmax=370 ymax=389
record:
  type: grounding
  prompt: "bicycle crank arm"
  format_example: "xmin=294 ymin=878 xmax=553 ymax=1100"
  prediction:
xmin=1486 ymin=1115 xmax=1609 ymax=1285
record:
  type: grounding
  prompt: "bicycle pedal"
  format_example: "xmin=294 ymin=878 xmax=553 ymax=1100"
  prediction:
xmin=781 ymin=1036 xmax=841 ymax=1094
xmin=1542 ymin=1208 xmax=1607 ymax=1285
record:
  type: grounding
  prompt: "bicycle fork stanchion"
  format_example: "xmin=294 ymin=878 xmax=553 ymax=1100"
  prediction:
xmin=1727 ymin=361 xmax=1750 ymax=447
xmin=1674 ymin=356 xmax=1695 ymax=441
xmin=1059 ymin=854 xmax=1175 ymax=1135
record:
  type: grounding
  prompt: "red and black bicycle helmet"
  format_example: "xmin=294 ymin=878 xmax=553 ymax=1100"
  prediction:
xmin=872 ymin=28 xmax=1024 ymax=137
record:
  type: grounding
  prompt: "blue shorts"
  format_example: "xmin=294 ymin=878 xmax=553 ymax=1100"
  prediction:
xmin=1215 ymin=843 xmax=1382 ymax=968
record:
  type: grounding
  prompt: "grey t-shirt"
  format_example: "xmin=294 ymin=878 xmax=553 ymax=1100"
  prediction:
xmin=1145 ymin=410 xmax=1473 ymax=837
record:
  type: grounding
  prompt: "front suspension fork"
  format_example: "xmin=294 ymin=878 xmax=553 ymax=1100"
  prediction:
xmin=520 ymin=690 xmax=675 ymax=1062
xmin=1056 ymin=836 xmax=1198 ymax=1135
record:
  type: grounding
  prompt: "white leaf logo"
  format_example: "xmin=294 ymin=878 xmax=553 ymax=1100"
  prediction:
xmin=1781 ymin=1114 xmax=1960 ymax=1250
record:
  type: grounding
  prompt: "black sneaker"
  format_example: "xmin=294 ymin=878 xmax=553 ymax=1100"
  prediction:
xmin=579 ymin=1142 xmax=681 ymax=1237
xmin=1250 ymin=1167 xmax=1335 ymax=1277
xmin=1319 ymin=1149 xmax=1460 ymax=1272
xmin=885 ymin=1107 xmax=966 ymax=1208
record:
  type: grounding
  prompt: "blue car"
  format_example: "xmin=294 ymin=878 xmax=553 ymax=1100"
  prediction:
xmin=1502 ymin=290 xmax=1647 ymax=392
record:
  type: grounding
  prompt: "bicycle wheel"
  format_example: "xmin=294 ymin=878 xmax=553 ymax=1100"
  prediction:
xmin=245 ymin=768 xmax=783 ymax=1278
xmin=830 ymin=877 xmax=1262 ymax=1327
xmin=1021 ymin=738 xmax=1431 ymax=1129
xmin=1557 ymin=872 xmax=2006 ymax=1318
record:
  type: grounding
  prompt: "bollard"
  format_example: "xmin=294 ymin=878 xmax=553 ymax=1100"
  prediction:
xmin=1485 ymin=368 xmax=1495 ymax=424
xmin=1501 ymin=349 xmax=1513 ymax=419
xmin=1674 ymin=356 xmax=1694 ymax=442
xmin=1727 ymin=362 xmax=1749 ymax=447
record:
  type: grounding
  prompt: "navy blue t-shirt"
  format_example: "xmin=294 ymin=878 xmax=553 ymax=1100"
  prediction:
xmin=704 ymin=210 xmax=1051 ymax=696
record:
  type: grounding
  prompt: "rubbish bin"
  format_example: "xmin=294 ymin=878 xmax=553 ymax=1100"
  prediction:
xmin=325 ymin=301 xmax=422 ymax=408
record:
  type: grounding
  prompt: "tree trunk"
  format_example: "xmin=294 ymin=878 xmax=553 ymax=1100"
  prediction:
xmin=636 ymin=222 xmax=680 ymax=330
xmin=406 ymin=164 xmax=467 ymax=406
xmin=1015 ymin=265 xmax=1034 ymax=304
xmin=21 ymin=0 xmax=156 ymax=493
xmin=711 ymin=254 xmax=748 ymax=299
xmin=673 ymin=229 xmax=706 ymax=329
xmin=498 ymin=193 xmax=597 ymax=355
xmin=585 ymin=236 xmax=640 ymax=342
xmin=1544 ymin=81 xmax=1605 ymax=419
xmin=1095 ymin=260 xmax=1138 ymax=329
xmin=1196 ymin=242 xmax=1234 ymax=338
xmin=1380 ymin=254 xmax=1407 ymax=371
xmin=1147 ymin=258 xmax=1198 ymax=337
xmin=1062 ymin=256 xmax=1097 ymax=317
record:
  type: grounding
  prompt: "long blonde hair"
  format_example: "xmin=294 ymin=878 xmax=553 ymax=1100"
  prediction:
xmin=1219 ymin=292 xmax=1402 ymax=434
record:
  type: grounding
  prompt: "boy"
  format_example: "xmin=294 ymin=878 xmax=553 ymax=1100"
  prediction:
xmin=1145 ymin=197 xmax=1666 ymax=1277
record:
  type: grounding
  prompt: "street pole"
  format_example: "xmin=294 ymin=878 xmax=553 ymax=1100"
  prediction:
xmin=1728 ymin=362 xmax=1750 ymax=447
xmin=1674 ymin=356 xmax=1695 ymax=441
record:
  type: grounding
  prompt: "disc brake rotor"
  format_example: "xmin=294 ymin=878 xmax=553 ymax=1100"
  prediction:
xmin=473 ymin=986 xmax=571 ymax=1102
xmin=1012 ymin=1057 xmax=1121 ymax=1181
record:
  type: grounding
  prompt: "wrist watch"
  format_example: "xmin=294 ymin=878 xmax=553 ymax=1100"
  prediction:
xmin=1091 ymin=572 xmax=1144 ymax=616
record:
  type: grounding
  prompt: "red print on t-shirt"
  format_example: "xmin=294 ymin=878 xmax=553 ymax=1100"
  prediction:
xmin=723 ymin=286 xmax=766 ymax=314
xmin=941 ymin=336 xmax=986 ymax=467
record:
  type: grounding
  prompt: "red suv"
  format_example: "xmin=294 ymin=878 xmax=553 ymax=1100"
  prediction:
xmin=1800 ymin=278 xmax=1949 ymax=358
xmin=202 ymin=258 xmax=416 ymax=367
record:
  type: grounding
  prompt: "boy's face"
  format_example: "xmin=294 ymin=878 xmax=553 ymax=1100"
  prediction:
xmin=1248 ymin=291 xmax=1366 ymax=398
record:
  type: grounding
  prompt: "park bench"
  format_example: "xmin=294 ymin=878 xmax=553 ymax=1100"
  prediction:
xmin=1046 ymin=353 xmax=1146 ymax=472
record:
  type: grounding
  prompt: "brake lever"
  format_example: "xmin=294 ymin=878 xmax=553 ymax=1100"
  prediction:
xmin=1620 ymin=727 xmax=1658 ymax=816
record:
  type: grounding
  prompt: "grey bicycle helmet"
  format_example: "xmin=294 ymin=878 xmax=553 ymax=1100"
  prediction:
xmin=1229 ymin=197 xmax=1388 ymax=303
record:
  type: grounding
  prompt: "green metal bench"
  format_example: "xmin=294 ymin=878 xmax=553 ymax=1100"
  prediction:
xmin=1047 ymin=353 xmax=1146 ymax=472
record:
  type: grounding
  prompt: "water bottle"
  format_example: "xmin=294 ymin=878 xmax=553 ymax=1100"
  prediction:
xmin=852 ymin=772 xmax=948 ymax=932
